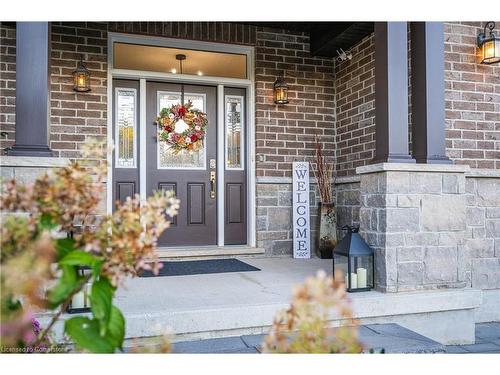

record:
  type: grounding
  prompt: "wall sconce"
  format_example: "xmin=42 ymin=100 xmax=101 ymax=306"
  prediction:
xmin=273 ymin=74 xmax=289 ymax=105
xmin=477 ymin=21 xmax=500 ymax=64
xmin=72 ymin=57 xmax=91 ymax=92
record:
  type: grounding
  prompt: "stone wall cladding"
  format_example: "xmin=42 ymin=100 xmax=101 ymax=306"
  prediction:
xmin=254 ymin=29 xmax=335 ymax=178
xmin=334 ymin=34 xmax=375 ymax=178
xmin=464 ymin=175 xmax=500 ymax=290
xmin=444 ymin=22 xmax=500 ymax=170
xmin=335 ymin=180 xmax=361 ymax=228
xmin=256 ymin=182 xmax=321 ymax=256
xmin=359 ymin=169 xmax=469 ymax=292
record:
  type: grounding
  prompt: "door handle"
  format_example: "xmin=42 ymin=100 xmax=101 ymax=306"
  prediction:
xmin=210 ymin=171 xmax=216 ymax=199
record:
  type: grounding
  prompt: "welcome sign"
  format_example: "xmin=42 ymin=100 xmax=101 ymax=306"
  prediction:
xmin=292 ymin=161 xmax=311 ymax=259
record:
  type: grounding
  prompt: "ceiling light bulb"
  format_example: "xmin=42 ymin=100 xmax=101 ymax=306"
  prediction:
xmin=171 ymin=68 xmax=177 ymax=74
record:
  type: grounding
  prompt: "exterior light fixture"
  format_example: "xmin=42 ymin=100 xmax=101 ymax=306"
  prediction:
xmin=273 ymin=74 xmax=289 ymax=104
xmin=171 ymin=68 xmax=177 ymax=74
xmin=477 ymin=21 xmax=500 ymax=64
xmin=333 ymin=225 xmax=374 ymax=293
xmin=72 ymin=57 xmax=91 ymax=92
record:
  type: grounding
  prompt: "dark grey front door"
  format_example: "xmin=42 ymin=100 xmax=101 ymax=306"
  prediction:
xmin=146 ymin=82 xmax=217 ymax=247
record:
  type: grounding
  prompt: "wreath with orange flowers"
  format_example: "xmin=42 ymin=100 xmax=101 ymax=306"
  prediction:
xmin=156 ymin=101 xmax=208 ymax=153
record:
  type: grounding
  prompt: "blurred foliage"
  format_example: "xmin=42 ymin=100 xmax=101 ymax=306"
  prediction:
xmin=263 ymin=270 xmax=363 ymax=353
xmin=1 ymin=140 xmax=178 ymax=353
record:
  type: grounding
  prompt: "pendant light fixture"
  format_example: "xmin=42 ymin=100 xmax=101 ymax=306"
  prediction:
xmin=176 ymin=54 xmax=186 ymax=104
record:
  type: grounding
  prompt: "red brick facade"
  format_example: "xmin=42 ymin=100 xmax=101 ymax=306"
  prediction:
xmin=333 ymin=34 xmax=375 ymax=177
xmin=254 ymin=29 xmax=336 ymax=178
xmin=0 ymin=23 xmax=15 ymax=151
xmin=1 ymin=22 xmax=498 ymax=175
xmin=444 ymin=22 xmax=500 ymax=170
xmin=333 ymin=22 xmax=500 ymax=177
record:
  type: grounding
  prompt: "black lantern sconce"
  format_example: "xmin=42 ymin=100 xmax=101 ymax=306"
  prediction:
xmin=72 ymin=57 xmax=91 ymax=92
xmin=66 ymin=266 xmax=91 ymax=314
xmin=477 ymin=21 xmax=500 ymax=65
xmin=273 ymin=74 xmax=289 ymax=104
xmin=333 ymin=225 xmax=374 ymax=292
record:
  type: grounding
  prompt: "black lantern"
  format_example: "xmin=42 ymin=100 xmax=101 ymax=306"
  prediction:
xmin=477 ymin=21 xmax=500 ymax=65
xmin=66 ymin=267 xmax=91 ymax=314
xmin=273 ymin=74 xmax=289 ymax=104
xmin=333 ymin=225 xmax=374 ymax=292
xmin=72 ymin=57 xmax=91 ymax=92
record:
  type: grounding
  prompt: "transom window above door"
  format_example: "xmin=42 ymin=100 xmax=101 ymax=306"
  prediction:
xmin=113 ymin=42 xmax=247 ymax=79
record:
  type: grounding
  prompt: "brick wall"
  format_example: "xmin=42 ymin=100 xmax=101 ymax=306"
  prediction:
xmin=444 ymin=22 xmax=500 ymax=170
xmin=333 ymin=34 xmax=375 ymax=177
xmin=254 ymin=28 xmax=336 ymax=178
xmin=0 ymin=22 xmax=16 ymax=151
xmin=50 ymin=22 xmax=108 ymax=157
xmin=0 ymin=22 xmax=259 ymax=158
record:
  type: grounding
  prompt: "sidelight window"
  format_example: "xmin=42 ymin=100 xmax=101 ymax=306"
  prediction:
xmin=115 ymin=88 xmax=137 ymax=168
xmin=225 ymin=95 xmax=244 ymax=170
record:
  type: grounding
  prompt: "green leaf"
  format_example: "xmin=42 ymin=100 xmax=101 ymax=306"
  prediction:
xmin=47 ymin=265 xmax=78 ymax=308
xmin=39 ymin=213 xmax=56 ymax=230
xmin=91 ymin=260 xmax=103 ymax=279
xmin=90 ymin=277 xmax=115 ymax=336
xmin=65 ymin=317 xmax=115 ymax=353
xmin=60 ymin=250 xmax=99 ymax=267
xmin=55 ymin=238 xmax=77 ymax=260
xmin=106 ymin=306 xmax=125 ymax=349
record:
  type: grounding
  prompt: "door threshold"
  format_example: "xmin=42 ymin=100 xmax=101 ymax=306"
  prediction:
xmin=156 ymin=246 xmax=265 ymax=260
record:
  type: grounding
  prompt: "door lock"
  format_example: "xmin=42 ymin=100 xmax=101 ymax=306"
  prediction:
xmin=210 ymin=171 xmax=216 ymax=199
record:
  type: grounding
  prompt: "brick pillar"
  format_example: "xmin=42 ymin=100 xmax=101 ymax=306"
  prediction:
xmin=357 ymin=163 xmax=469 ymax=292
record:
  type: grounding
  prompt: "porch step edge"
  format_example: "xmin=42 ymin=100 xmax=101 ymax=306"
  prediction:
xmin=156 ymin=246 xmax=265 ymax=259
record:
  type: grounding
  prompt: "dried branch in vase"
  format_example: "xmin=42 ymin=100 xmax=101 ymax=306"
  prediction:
xmin=311 ymin=138 xmax=335 ymax=204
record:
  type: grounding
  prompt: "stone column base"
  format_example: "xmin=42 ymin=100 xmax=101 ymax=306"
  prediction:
xmin=356 ymin=163 xmax=470 ymax=293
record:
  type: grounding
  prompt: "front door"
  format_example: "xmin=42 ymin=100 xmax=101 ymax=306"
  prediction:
xmin=146 ymin=82 xmax=217 ymax=247
xmin=112 ymin=80 xmax=247 ymax=248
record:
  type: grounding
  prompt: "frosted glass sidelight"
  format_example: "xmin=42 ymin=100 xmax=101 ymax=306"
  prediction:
xmin=225 ymin=96 xmax=243 ymax=169
xmin=116 ymin=88 xmax=136 ymax=168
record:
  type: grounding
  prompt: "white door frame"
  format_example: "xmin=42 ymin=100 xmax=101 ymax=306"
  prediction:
xmin=106 ymin=32 xmax=256 ymax=247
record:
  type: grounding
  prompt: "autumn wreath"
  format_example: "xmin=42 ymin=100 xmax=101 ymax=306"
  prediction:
xmin=156 ymin=101 xmax=208 ymax=153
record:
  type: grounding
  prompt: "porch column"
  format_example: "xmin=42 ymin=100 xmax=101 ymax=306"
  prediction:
xmin=410 ymin=22 xmax=451 ymax=164
xmin=373 ymin=22 xmax=414 ymax=163
xmin=7 ymin=22 xmax=53 ymax=157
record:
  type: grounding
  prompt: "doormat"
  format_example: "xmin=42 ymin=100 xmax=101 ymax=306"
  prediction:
xmin=139 ymin=258 xmax=261 ymax=278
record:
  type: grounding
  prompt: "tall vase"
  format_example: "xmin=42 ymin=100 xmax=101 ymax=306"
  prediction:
xmin=317 ymin=202 xmax=337 ymax=259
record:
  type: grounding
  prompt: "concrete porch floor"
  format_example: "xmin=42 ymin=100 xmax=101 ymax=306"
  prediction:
xmin=41 ymin=257 xmax=483 ymax=345
xmin=111 ymin=257 xmax=481 ymax=345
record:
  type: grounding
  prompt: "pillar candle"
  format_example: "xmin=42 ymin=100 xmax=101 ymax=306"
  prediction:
xmin=357 ymin=267 xmax=367 ymax=288
xmin=71 ymin=290 xmax=85 ymax=309
xmin=345 ymin=272 xmax=359 ymax=289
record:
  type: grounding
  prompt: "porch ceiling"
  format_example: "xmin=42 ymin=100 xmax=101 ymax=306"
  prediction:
xmin=242 ymin=22 xmax=374 ymax=57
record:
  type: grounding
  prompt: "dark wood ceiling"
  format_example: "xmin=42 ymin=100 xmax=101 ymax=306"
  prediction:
xmin=241 ymin=22 xmax=374 ymax=58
